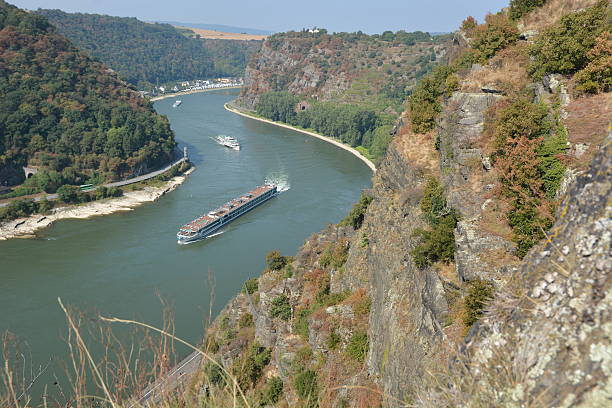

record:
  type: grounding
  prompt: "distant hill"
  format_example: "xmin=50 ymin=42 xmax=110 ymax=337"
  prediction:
xmin=0 ymin=1 xmax=176 ymax=186
xmin=157 ymin=21 xmax=272 ymax=36
xmin=35 ymin=9 xmax=262 ymax=88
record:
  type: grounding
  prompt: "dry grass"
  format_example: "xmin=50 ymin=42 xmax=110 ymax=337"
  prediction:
xmin=394 ymin=122 xmax=440 ymax=177
xmin=176 ymin=26 xmax=266 ymax=41
xmin=520 ymin=0 xmax=600 ymax=31
xmin=460 ymin=43 xmax=531 ymax=96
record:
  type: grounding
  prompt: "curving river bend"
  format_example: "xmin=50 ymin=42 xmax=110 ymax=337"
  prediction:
xmin=0 ymin=89 xmax=372 ymax=392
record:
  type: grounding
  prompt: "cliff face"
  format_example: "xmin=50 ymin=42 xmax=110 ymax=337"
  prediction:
xmin=196 ymin=4 xmax=611 ymax=407
xmin=236 ymin=31 xmax=451 ymax=110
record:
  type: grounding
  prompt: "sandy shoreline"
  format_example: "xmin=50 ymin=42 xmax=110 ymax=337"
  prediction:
xmin=0 ymin=168 xmax=194 ymax=241
xmin=150 ymin=86 xmax=242 ymax=102
xmin=223 ymin=104 xmax=377 ymax=172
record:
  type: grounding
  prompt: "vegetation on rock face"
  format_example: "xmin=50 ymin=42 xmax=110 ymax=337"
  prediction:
xmin=529 ymin=1 xmax=609 ymax=79
xmin=232 ymin=343 xmax=271 ymax=389
xmin=411 ymin=177 xmax=459 ymax=268
xmin=462 ymin=279 xmax=494 ymax=328
xmin=246 ymin=29 xmax=452 ymax=161
xmin=574 ymin=31 xmax=612 ymax=94
xmin=470 ymin=14 xmax=519 ymax=60
xmin=346 ymin=331 xmax=369 ymax=363
xmin=340 ymin=193 xmax=373 ymax=230
xmin=409 ymin=66 xmax=457 ymax=134
xmin=294 ymin=369 xmax=319 ymax=407
xmin=0 ymin=1 xmax=176 ymax=187
xmin=266 ymin=250 xmax=289 ymax=271
xmin=491 ymin=97 xmax=568 ymax=257
xmin=509 ymin=0 xmax=548 ymax=20
xmin=256 ymin=376 xmax=284 ymax=407
xmin=269 ymin=294 xmax=292 ymax=321
xmin=35 ymin=9 xmax=260 ymax=88
xmin=242 ymin=277 xmax=259 ymax=294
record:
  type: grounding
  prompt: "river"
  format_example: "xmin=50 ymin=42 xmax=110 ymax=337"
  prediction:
xmin=0 ymin=89 xmax=372 ymax=398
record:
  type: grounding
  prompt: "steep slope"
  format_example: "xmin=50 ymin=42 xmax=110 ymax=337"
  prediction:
xmin=35 ymin=9 xmax=261 ymax=88
xmin=182 ymin=1 xmax=610 ymax=407
xmin=233 ymin=30 xmax=451 ymax=163
xmin=0 ymin=1 xmax=176 ymax=187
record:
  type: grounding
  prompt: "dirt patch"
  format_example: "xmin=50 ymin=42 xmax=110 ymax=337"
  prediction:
xmin=176 ymin=26 xmax=266 ymax=41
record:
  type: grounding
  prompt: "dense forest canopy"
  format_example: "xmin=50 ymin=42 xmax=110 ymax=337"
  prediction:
xmin=0 ymin=0 xmax=176 ymax=186
xmin=35 ymin=9 xmax=261 ymax=88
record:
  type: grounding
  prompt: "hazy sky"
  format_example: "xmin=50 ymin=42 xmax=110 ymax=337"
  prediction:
xmin=10 ymin=1 xmax=510 ymax=33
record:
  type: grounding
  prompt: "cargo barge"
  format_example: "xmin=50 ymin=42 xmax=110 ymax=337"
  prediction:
xmin=177 ymin=184 xmax=278 ymax=244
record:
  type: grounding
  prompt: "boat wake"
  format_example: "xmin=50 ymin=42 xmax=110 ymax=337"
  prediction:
xmin=265 ymin=173 xmax=290 ymax=193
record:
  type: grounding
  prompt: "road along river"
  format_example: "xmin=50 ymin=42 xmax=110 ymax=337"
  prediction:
xmin=0 ymin=88 xmax=372 ymax=399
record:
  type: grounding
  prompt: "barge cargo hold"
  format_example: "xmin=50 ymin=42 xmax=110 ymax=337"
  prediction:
xmin=177 ymin=184 xmax=278 ymax=244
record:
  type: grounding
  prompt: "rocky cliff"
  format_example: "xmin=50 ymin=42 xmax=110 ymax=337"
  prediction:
xmin=187 ymin=2 xmax=610 ymax=407
xmin=236 ymin=31 xmax=451 ymax=111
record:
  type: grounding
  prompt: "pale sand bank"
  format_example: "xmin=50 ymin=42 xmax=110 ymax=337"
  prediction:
xmin=0 ymin=168 xmax=194 ymax=241
xmin=224 ymin=104 xmax=377 ymax=173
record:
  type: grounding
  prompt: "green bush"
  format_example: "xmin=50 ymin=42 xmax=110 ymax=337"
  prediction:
xmin=238 ymin=312 xmax=254 ymax=329
xmin=529 ymin=1 xmax=608 ymax=78
xmin=0 ymin=198 xmax=55 ymax=222
xmin=257 ymin=376 xmax=284 ymax=407
xmin=411 ymin=213 xmax=459 ymax=268
xmin=270 ymin=295 xmax=292 ymax=321
xmin=326 ymin=330 xmax=341 ymax=350
xmin=411 ymin=177 xmax=458 ymax=268
xmin=293 ymin=307 xmax=312 ymax=339
xmin=470 ymin=13 xmax=518 ymax=60
xmin=242 ymin=277 xmax=259 ymax=295
xmin=204 ymin=362 xmax=226 ymax=387
xmin=509 ymin=0 xmax=547 ymax=20
xmin=574 ymin=31 xmax=612 ymax=94
xmin=491 ymin=97 xmax=565 ymax=257
xmin=294 ymin=370 xmax=318 ymax=407
xmin=318 ymin=241 xmax=349 ymax=270
xmin=463 ymin=279 xmax=494 ymax=328
xmin=346 ymin=332 xmax=369 ymax=363
xmin=409 ymin=66 xmax=456 ymax=134
xmin=340 ymin=193 xmax=373 ymax=229
xmin=234 ymin=343 xmax=271 ymax=389
xmin=266 ymin=250 xmax=288 ymax=271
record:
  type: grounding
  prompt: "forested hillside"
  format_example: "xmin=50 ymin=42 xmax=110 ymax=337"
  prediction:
xmin=36 ymin=9 xmax=261 ymax=88
xmin=0 ymin=0 xmax=176 ymax=188
xmin=235 ymin=29 xmax=452 ymax=162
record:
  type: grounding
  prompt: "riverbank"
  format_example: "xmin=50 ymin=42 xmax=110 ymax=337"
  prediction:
xmin=150 ymin=86 xmax=242 ymax=102
xmin=223 ymin=103 xmax=377 ymax=173
xmin=0 ymin=167 xmax=194 ymax=241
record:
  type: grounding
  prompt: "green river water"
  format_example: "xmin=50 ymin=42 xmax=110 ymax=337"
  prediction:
xmin=0 ymin=89 xmax=372 ymax=398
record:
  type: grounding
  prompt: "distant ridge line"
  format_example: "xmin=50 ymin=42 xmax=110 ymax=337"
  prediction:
xmin=156 ymin=21 xmax=272 ymax=35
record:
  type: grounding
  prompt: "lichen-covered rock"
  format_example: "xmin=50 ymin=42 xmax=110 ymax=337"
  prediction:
xmin=421 ymin=137 xmax=611 ymax=407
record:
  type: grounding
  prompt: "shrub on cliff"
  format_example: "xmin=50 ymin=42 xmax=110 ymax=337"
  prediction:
xmin=411 ymin=177 xmax=459 ymax=268
xmin=294 ymin=370 xmax=319 ymax=407
xmin=409 ymin=66 xmax=456 ymax=134
xmin=509 ymin=0 xmax=547 ymax=20
xmin=346 ymin=332 xmax=369 ymax=363
xmin=257 ymin=376 xmax=284 ymax=407
xmin=490 ymin=97 xmax=568 ymax=257
xmin=529 ymin=1 xmax=608 ymax=78
xmin=242 ymin=277 xmax=259 ymax=294
xmin=340 ymin=192 xmax=373 ymax=229
xmin=270 ymin=295 xmax=292 ymax=321
xmin=574 ymin=31 xmax=612 ymax=94
xmin=233 ymin=343 xmax=271 ymax=389
xmin=266 ymin=250 xmax=288 ymax=271
xmin=462 ymin=279 xmax=494 ymax=328
xmin=470 ymin=13 xmax=519 ymax=60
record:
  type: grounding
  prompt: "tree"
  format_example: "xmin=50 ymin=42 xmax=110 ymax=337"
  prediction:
xmin=57 ymin=185 xmax=79 ymax=203
xmin=266 ymin=250 xmax=288 ymax=270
